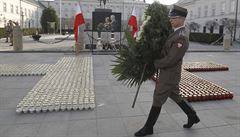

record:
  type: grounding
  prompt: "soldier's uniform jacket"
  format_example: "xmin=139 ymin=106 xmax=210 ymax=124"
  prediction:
xmin=5 ymin=25 xmax=10 ymax=33
xmin=154 ymin=27 xmax=189 ymax=88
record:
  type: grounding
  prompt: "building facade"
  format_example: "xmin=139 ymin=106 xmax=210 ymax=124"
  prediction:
xmin=40 ymin=0 xmax=148 ymax=30
xmin=178 ymin=0 xmax=239 ymax=37
xmin=0 ymin=0 xmax=44 ymax=28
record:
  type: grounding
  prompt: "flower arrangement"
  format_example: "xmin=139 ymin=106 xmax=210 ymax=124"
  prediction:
xmin=32 ymin=31 xmax=41 ymax=41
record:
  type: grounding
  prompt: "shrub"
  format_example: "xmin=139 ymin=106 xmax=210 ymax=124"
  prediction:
xmin=0 ymin=27 xmax=43 ymax=39
xmin=0 ymin=28 xmax=6 ymax=39
xmin=41 ymin=7 xmax=58 ymax=33
xmin=189 ymin=32 xmax=223 ymax=44
xmin=22 ymin=28 xmax=43 ymax=35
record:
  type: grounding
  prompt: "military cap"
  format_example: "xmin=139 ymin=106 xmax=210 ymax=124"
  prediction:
xmin=169 ymin=5 xmax=188 ymax=17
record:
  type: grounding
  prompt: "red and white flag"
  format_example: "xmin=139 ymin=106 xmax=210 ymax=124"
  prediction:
xmin=74 ymin=4 xmax=85 ymax=42
xmin=128 ymin=6 xmax=138 ymax=38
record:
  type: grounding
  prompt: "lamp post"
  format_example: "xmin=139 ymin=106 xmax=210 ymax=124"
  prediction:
xmin=60 ymin=0 xmax=62 ymax=34
xmin=37 ymin=0 xmax=39 ymax=29
xmin=20 ymin=0 xmax=22 ymax=28
xmin=233 ymin=0 xmax=239 ymax=41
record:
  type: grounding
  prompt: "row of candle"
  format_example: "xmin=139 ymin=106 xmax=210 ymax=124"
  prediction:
xmin=16 ymin=57 xmax=95 ymax=113
xmin=179 ymin=71 xmax=233 ymax=102
xmin=0 ymin=64 xmax=52 ymax=76
xmin=183 ymin=62 xmax=228 ymax=72
xmin=152 ymin=68 xmax=234 ymax=102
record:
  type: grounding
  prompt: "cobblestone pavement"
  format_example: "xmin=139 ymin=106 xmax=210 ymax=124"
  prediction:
xmin=0 ymin=52 xmax=239 ymax=137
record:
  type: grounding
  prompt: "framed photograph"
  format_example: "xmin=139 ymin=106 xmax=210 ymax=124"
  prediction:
xmin=92 ymin=12 xmax=121 ymax=32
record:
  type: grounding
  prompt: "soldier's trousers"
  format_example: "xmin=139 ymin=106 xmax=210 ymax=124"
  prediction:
xmin=153 ymin=83 xmax=183 ymax=107
xmin=5 ymin=34 xmax=9 ymax=42
xmin=10 ymin=33 xmax=13 ymax=44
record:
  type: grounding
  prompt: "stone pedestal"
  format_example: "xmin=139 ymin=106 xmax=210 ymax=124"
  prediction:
xmin=223 ymin=34 xmax=231 ymax=51
xmin=13 ymin=26 xmax=23 ymax=51
xmin=75 ymin=43 xmax=80 ymax=55
xmin=75 ymin=25 xmax=85 ymax=55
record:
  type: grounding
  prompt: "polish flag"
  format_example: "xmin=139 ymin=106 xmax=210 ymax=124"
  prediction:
xmin=74 ymin=4 xmax=85 ymax=42
xmin=128 ymin=6 xmax=138 ymax=38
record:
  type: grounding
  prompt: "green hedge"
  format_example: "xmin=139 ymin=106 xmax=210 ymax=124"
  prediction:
xmin=22 ymin=28 xmax=43 ymax=35
xmin=0 ymin=28 xmax=6 ymax=39
xmin=190 ymin=32 xmax=223 ymax=44
xmin=0 ymin=28 xmax=43 ymax=39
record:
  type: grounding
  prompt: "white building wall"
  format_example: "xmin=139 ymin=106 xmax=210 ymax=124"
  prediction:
xmin=40 ymin=0 xmax=148 ymax=30
xmin=0 ymin=0 xmax=20 ymax=27
xmin=179 ymin=0 xmax=240 ymax=36
xmin=0 ymin=0 xmax=43 ymax=28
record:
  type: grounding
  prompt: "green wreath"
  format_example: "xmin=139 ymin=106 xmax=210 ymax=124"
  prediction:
xmin=112 ymin=2 xmax=172 ymax=87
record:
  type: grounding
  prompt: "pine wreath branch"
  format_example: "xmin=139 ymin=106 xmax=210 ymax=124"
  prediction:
xmin=112 ymin=2 xmax=172 ymax=87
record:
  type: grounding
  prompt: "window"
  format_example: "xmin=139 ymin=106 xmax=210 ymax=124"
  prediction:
xmin=28 ymin=9 xmax=31 ymax=17
xmin=204 ymin=5 xmax=208 ymax=17
xmin=221 ymin=2 xmax=226 ymax=14
xmin=197 ymin=7 xmax=201 ymax=18
xmin=32 ymin=20 xmax=35 ymax=27
xmin=35 ymin=11 xmax=38 ymax=19
xmin=25 ymin=21 xmax=27 ymax=28
xmin=230 ymin=0 xmax=236 ymax=13
xmin=16 ymin=6 xmax=19 ymax=14
xmin=25 ymin=8 xmax=27 ymax=16
xmin=11 ymin=4 xmax=13 ymax=13
xmin=20 ymin=7 xmax=23 ymax=15
xmin=71 ymin=10 xmax=75 ymax=15
xmin=64 ymin=8 xmax=69 ymax=17
xmin=211 ymin=3 xmax=216 ymax=16
xmin=3 ymin=2 xmax=7 ymax=12
xmin=190 ymin=10 xmax=193 ymax=19
xmin=32 ymin=10 xmax=34 ymax=18
xmin=56 ymin=8 xmax=59 ymax=14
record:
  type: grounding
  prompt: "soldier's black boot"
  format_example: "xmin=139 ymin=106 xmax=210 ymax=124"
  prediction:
xmin=135 ymin=106 xmax=161 ymax=137
xmin=177 ymin=99 xmax=200 ymax=128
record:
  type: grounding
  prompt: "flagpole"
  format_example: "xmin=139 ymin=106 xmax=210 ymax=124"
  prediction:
xmin=78 ymin=0 xmax=83 ymax=16
xmin=122 ymin=0 xmax=125 ymax=45
xmin=123 ymin=0 xmax=125 ymax=25
xmin=60 ymin=0 xmax=62 ymax=34
xmin=75 ymin=25 xmax=80 ymax=55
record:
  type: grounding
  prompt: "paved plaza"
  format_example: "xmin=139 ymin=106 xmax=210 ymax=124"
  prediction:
xmin=0 ymin=35 xmax=240 ymax=137
xmin=1 ymin=34 xmax=240 ymax=52
xmin=0 ymin=35 xmax=75 ymax=52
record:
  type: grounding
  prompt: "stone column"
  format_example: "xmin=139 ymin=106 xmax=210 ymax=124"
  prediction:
xmin=75 ymin=25 xmax=85 ymax=55
xmin=223 ymin=30 xmax=231 ymax=51
xmin=13 ymin=26 xmax=23 ymax=51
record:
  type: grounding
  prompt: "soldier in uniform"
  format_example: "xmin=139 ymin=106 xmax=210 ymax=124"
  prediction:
xmin=8 ymin=20 xmax=18 ymax=46
xmin=4 ymin=23 xmax=10 ymax=43
xmin=9 ymin=20 xmax=14 ymax=46
xmin=110 ymin=15 xmax=118 ymax=32
xmin=135 ymin=5 xmax=200 ymax=137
